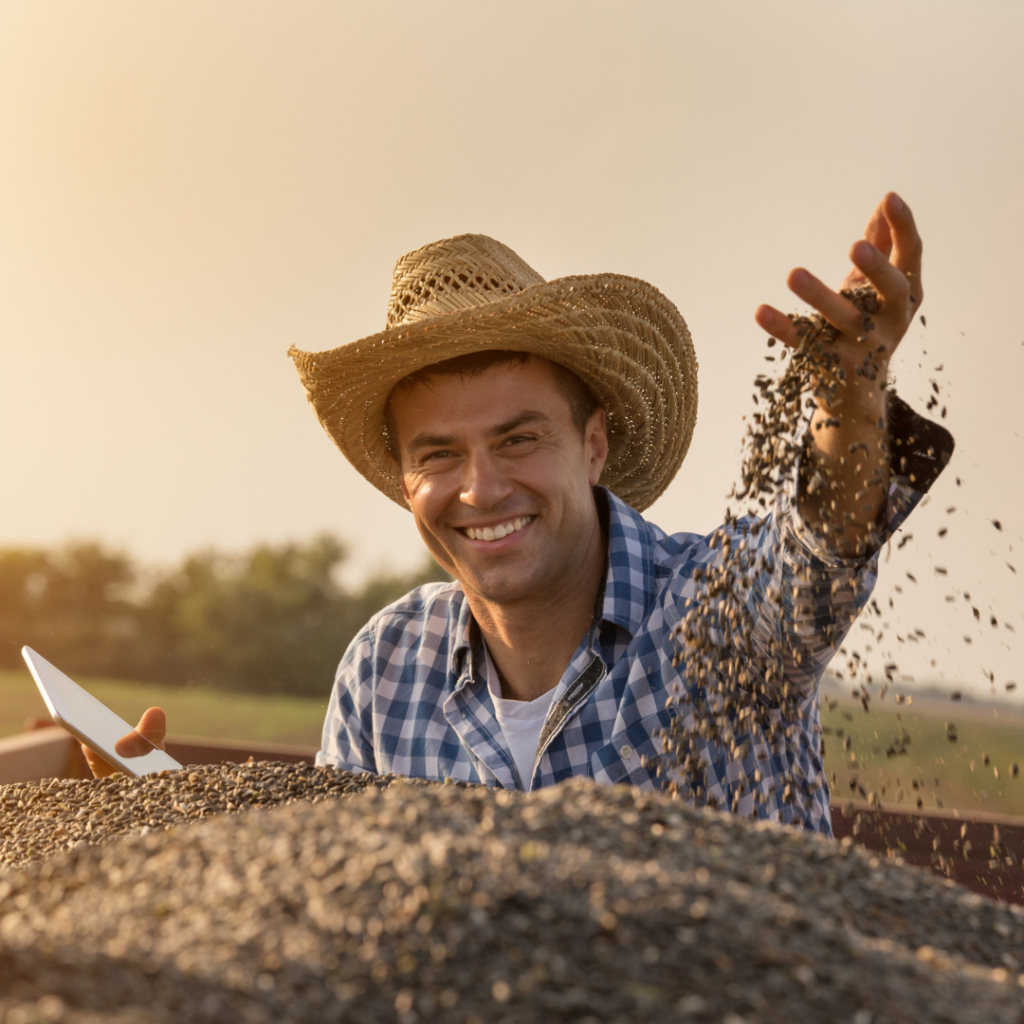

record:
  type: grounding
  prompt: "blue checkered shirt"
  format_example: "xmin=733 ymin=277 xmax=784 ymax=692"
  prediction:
xmin=318 ymin=397 xmax=953 ymax=835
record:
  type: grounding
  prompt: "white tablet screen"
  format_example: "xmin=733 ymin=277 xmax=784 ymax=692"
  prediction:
xmin=22 ymin=647 xmax=182 ymax=777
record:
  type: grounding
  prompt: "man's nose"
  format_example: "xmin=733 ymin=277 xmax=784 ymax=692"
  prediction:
xmin=459 ymin=450 xmax=513 ymax=509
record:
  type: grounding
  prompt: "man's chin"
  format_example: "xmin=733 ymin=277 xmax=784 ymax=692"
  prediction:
xmin=455 ymin=564 xmax=544 ymax=605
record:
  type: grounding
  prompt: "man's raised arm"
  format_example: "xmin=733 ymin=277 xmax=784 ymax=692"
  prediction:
xmin=755 ymin=192 xmax=924 ymax=555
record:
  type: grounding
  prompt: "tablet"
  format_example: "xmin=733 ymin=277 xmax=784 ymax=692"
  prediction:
xmin=22 ymin=646 xmax=182 ymax=778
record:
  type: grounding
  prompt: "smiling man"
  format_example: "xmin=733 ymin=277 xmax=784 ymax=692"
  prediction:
xmin=387 ymin=353 xmax=608 ymax=704
xmin=86 ymin=195 xmax=953 ymax=835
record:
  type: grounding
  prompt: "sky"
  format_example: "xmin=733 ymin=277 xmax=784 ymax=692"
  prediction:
xmin=0 ymin=1 xmax=1021 ymax=696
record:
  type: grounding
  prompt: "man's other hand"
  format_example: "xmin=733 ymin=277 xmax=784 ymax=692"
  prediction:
xmin=81 ymin=707 xmax=168 ymax=777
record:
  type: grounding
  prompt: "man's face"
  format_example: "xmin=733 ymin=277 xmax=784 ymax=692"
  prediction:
xmin=390 ymin=358 xmax=608 ymax=606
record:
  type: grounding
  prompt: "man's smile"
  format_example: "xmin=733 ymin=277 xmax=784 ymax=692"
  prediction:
xmin=455 ymin=515 xmax=536 ymax=544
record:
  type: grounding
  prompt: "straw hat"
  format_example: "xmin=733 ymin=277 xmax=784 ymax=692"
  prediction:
xmin=288 ymin=234 xmax=697 ymax=512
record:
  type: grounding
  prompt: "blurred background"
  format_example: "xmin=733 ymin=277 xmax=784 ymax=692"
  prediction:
xmin=0 ymin=2 xmax=1021 ymax=805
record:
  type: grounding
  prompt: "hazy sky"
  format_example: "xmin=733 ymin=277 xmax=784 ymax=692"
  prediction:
xmin=1 ymin=1 xmax=1021 ymax=694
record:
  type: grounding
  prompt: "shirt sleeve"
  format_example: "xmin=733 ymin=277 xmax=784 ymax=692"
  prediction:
xmin=743 ymin=392 xmax=956 ymax=700
xmin=668 ymin=394 xmax=954 ymax=832
xmin=315 ymin=625 xmax=379 ymax=773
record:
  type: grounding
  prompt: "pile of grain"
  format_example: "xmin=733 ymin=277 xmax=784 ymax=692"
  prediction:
xmin=2 ymin=771 xmax=1023 ymax=1023
xmin=0 ymin=761 xmax=392 ymax=870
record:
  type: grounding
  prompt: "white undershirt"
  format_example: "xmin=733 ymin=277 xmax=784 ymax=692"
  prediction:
xmin=483 ymin=645 xmax=556 ymax=790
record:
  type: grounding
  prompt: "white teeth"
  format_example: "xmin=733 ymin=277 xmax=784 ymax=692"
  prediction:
xmin=464 ymin=516 xmax=532 ymax=542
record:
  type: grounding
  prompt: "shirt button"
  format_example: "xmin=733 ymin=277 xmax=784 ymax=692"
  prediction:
xmin=619 ymin=744 xmax=634 ymax=761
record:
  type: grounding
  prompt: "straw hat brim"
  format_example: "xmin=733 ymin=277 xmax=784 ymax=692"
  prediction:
xmin=288 ymin=272 xmax=697 ymax=513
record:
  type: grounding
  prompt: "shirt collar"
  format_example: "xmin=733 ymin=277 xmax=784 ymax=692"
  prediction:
xmin=447 ymin=486 xmax=658 ymax=678
xmin=449 ymin=589 xmax=477 ymax=682
xmin=597 ymin=486 xmax=658 ymax=639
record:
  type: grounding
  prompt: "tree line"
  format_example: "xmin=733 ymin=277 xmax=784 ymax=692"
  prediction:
xmin=0 ymin=536 xmax=449 ymax=696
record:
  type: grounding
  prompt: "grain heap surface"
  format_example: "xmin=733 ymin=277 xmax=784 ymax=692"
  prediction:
xmin=0 ymin=761 xmax=392 ymax=869
xmin=3 ymin=775 xmax=1024 ymax=1023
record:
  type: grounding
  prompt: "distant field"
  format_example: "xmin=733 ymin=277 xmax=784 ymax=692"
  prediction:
xmin=0 ymin=670 xmax=326 ymax=748
xmin=3 ymin=669 xmax=1022 ymax=817
xmin=822 ymin=692 xmax=1024 ymax=818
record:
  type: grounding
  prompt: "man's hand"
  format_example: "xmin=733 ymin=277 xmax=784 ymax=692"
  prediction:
xmin=81 ymin=706 xmax=168 ymax=777
xmin=754 ymin=192 xmax=923 ymax=552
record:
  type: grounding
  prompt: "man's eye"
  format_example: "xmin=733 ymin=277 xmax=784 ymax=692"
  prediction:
xmin=421 ymin=450 xmax=452 ymax=463
xmin=503 ymin=434 xmax=534 ymax=446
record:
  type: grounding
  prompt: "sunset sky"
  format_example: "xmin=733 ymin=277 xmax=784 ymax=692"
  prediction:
xmin=1 ymin=1 xmax=1021 ymax=696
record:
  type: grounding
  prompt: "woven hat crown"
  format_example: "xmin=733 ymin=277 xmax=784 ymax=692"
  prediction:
xmin=386 ymin=234 xmax=547 ymax=330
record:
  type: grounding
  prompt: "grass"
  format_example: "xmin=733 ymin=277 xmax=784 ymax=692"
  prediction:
xmin=0 ymin=669 xmax=326 ymax=749
xmin=822 ymin=691 xmax=1024 ymax=818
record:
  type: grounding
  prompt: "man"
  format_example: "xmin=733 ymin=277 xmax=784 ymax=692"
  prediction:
xmin=85 ymin=193 xmax=952 ymax=836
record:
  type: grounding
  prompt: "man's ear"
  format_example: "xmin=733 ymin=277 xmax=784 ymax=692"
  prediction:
xmin=398 ymin=472 xmax=413 ymax=507
xmin=585 ymin=407 xmax=609 ymax=486
xmin=386 ymin=447 xmax=413 ymax=507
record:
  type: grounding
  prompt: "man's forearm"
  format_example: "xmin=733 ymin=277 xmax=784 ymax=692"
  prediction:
xmin=799 ymin=370 xmax=890 ymax=554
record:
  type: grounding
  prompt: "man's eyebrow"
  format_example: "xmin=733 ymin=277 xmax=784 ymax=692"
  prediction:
xmin=405 ymin=432 xmax=458 ymax=454
xmin=488 ymin=411 xmax=552 ymax=437
xmin=404 ymin=411 xmax=552 ymax=455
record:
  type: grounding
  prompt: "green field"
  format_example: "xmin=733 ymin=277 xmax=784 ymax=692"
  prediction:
xmin=0 ymin=670 xmax=326 ymax=748
xmin=3 ymin=669 xmax=1022 ymax=817
xmin=821 ymin=692 xmax=1024 ymax=818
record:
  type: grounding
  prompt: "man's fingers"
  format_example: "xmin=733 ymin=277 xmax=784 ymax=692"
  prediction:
xmin=883 ymin=192 xmax=924 ymax=302
xmin=114 ymin=729 xmax=154 ymax=758
xmin=81 ymin=743 xmax=117 ymax=777
xmin=786 ymin=268 xmax=863 ymax=336
xmin=85 ymin=706 xmax=168 ymax=776
xmin=113 ymin=707 xmax=168 ymax=759
xmin=754 ymin=304 xmax=802 ymax=348
xmin=137 ymin=707 xmax=167 ymax=750
xmin=862 ymin=199 xmax=894 ymax=258
xmin=849 ymin=239 xmax=913 ymax=311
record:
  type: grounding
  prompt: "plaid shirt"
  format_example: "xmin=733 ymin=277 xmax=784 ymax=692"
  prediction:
xmin=318 ymin=396 xmax=953 ymax=835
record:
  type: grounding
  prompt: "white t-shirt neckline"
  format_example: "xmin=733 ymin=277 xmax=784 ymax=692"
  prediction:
xmin=483 ymin=644 xmax=557 ymax=791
